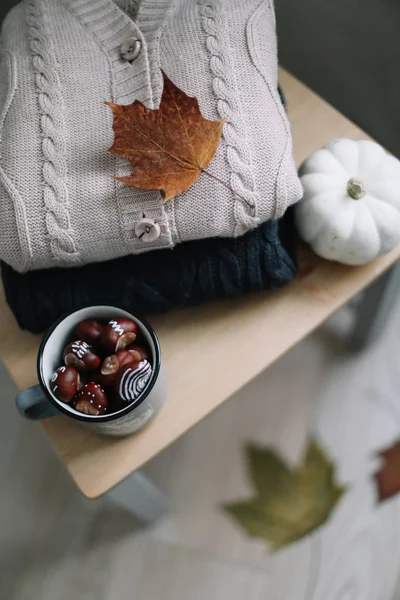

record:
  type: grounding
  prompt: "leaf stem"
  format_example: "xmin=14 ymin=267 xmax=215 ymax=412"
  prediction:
xmin=201 ymin=169 xmax=253 ymax=208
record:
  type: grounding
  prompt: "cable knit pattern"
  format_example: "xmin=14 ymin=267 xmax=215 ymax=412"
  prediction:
xmin=0 ymin=48 xmax=33 ymax=271
xmin=198 ymin=0 xmax=260 ymax=236
xmin=0 ymin=0 xmax=302 ymax=272
xmin=26 ymin=0 xmax=80 ymax=264
xmin=63 ymin=0 xmax=175 ymax=255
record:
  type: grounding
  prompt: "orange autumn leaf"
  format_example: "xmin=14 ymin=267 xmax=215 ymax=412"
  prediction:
xmin=374 ymin=440 xmax=400 ymax=502
xmin=106 ymin=71 xmax=225 ymax=202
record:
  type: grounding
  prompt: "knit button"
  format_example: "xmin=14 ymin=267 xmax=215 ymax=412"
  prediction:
xmin=120 ymin=38 xmax=142 ymax=62
xmin=135 ymin=218 xmax=161 ymax=243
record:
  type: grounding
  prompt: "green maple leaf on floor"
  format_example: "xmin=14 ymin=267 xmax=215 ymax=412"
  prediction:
xmin=223 ymin=438 xmax=346 ymax=551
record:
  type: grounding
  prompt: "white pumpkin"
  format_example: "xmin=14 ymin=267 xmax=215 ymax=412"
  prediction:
xmin=295 ymin=139 xmax=400 ymax=265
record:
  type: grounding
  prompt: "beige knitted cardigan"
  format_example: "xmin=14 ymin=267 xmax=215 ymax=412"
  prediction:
xmin=0 ymin=0 xmax=302 ymax=272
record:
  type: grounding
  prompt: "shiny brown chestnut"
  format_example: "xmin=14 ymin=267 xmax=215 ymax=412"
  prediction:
xmin=101 ymin=318 xmax=138 ymax=352
xmin=114 ymin=360 xmax=153 ymax=404
xmin=100 ymin=350 xmax=137 ymax=386
xmin=127 ymin=344 xmax=150 ymax=362
xmin=106 ymin=389 xmax=128 ymax=413
xmin=74 ymin=382 xmax=108 ymax=416
xmin=50 ymin=366 xmax=80 ymax=403
xmin=90 ymin=369 xmax=106 ymax=385
xmin=75 ymin=319 xmax=105 ymax=346
xmin=63 ymin=341 xmax=101 ymax=372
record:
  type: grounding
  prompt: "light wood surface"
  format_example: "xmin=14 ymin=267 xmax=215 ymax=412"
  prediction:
xmin=3 ymin=302 xmax=400 ymax=600
xmin=1 ymin=69 xmax=399 ymax=498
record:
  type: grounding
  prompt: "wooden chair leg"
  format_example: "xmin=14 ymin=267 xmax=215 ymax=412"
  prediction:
xmin=106 ymin=471 xmax=170 ymax=524
xmin=351 ymin=261 xmax=400 ymax=350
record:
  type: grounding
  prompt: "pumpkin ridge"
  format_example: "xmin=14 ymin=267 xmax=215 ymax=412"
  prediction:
xmin=325 ymin=138 xmax=359 ymax=175
xmin=358 ymin=140 xmax=387 ymax=180
xmin=365 ymin=189 xmax=400 ymax=210
xmin=343 ymin=202 xmax=380 ymax=262
xmin=367 ymin=181 xmax=400 ymax=210
xmin=326 ymin=148 xmax=352 ymax=178
xmin=364 ymin=196 xmax=400 ymax=252
xmin=301 ymin=173 xmax=345 ymax=193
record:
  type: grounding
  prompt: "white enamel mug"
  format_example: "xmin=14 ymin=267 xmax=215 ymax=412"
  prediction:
xmin=16 ymin=306 xmax=166 ymax=437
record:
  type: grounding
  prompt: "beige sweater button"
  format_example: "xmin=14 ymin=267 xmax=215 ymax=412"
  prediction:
xmin=120 ymin=38 xmax=142 ymax=62
xmin=135 ymin=218 xmax=161 ymax=242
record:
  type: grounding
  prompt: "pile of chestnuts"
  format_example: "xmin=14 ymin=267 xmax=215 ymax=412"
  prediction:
xmin=50 ymin=318 xmax=153 ymax=416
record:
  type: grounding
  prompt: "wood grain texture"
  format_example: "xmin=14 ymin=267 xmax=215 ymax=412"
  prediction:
xmin=1 ymin=69 xmax=399 ymax=498
xmin=2 ymin=308 xmax=400 ymax=600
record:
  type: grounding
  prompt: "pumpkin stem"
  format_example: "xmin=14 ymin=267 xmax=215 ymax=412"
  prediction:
xmin=347 ymin=178 xmax=366 ymax=200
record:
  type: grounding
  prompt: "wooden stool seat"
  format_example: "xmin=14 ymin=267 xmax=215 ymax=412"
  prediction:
xmin=1 ymin=70 xmax=399 ymax=499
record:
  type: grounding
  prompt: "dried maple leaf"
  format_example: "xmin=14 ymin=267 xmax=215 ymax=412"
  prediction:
xmin=106 ymin=71 xmax=225 ymax=201
xmin=223 ymin=438 xmax=346 ymax=551
xmin=374 ymin=440 xmax=400 ymax=502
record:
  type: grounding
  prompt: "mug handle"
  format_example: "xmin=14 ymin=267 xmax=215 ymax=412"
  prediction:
xmin=16 ymin=385 xmax=59 ymax=420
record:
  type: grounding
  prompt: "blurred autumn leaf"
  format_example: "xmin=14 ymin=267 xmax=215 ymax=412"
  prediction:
xmin=223 ymin=438 xmax=346 ymax=551
xmin=374 ymin=440 xmax=400 ymax=502
xmin=106 ymin=71 xmax=225 ymax=202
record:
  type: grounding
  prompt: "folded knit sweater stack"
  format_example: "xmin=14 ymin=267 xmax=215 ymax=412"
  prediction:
xmin=0 ymin=0 xmax=302 ymax=332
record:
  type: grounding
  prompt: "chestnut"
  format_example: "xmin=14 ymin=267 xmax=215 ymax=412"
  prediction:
xmin=75 ymin=319 xmax=105 ymax=346
xmin=90 ymin=369 xmax=107 ymax=385
xmin=115 ymin=360 xmax=152 ymax=404
xmin=100 ymin=349 xmax=138 ymax=385
xmin=63 ymin=340 xmax=101 ymax=372
xmin=101 ymin=318 xmax=138 ymax=352
xmin=74 ymin=382 xmax=108 ymax=416
xmin=127 ymin=344 xmax=150 ymax=362
xmin=106 ymin=389 xmax=128 ymax=413
xmin=50 ymin=366 xmax=80 ymax=403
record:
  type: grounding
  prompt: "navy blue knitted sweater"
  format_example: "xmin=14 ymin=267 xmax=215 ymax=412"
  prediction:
xmin=1 ymin=212 xmax=297 ymax=333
